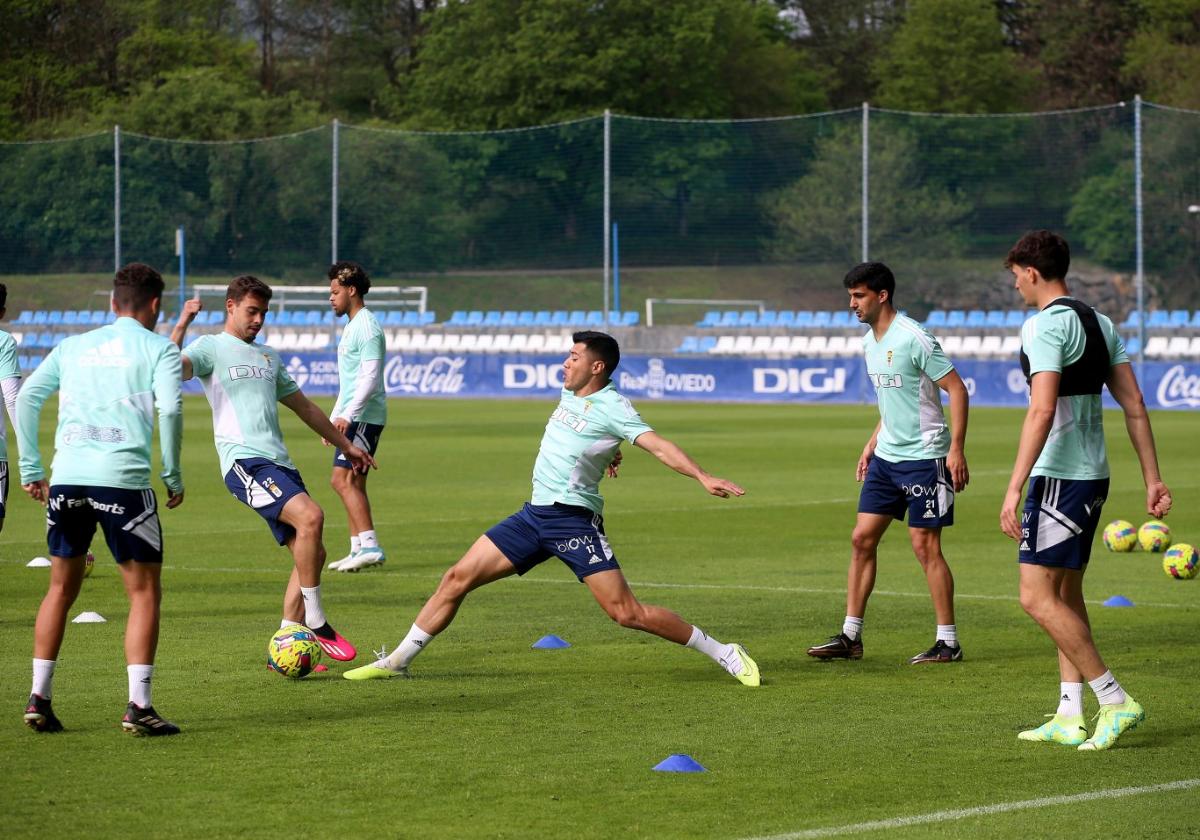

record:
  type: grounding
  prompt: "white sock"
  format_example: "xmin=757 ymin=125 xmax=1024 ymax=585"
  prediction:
xmin=685 ymin=626 xmax=726 ymax=660
xmin=300 ymin=585 xmax=327 ymax=629
xmin=1057 ymin=682 xmax=1084 ymax=717
xmin=936 ymin=624 xmax=958 ymax=647
xmin=1089 ymin=670 xmax=1127 ymax=706
xmin=359 ymin=530 xmax=379 ymax=549
xmin=350 ymin=535 xmax=361 ymax=554
xmin=384 ymin=624 xmax=434 ymax=670
xmin=128 ymin=664 xmax=153 ymax=707
xmin=32 ymin=658 xmax=56 ymax=699
xmin=843 ymin=616 xmax=863 ymax=641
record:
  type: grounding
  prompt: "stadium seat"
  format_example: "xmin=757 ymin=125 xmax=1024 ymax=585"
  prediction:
xmin=732 ymin=336 xmax=753 ymax=354
xmin=400 ymin=311 xmax=421 ymax=326
xmin=1190 ymin=336 xmax=1200 ymax=358
xmin=420 ymin=312 xmax=436 ymax=325
xmin=1191 ymin=311 xmax=1200 ymax=329
xmin=1170 ymin=310 xmax=1190 ymax=327
xmin=407 ymin=332 xmax=428 ymax=351
xmin=959 ymin=335 xmax=983 ymax=356
xmin=940 ymin=335 xmax=963 ymax=356
xmin=46 ymin=311 xmax=63 ymax=325
xmin=87 ymin=310 xmax=105 ymax=324
xmin=793 ymin=311 xmax=814 ymax=328
xmin=675 ymin=336 xmax=700 ymax=353
xmin=811 ymin=311 xmax=832 ymax=328
xmin=381 ymin=311 xmax=402 ymax=326
xmin=985 ymin=310 xmax=1006 ymax=328
xmin=718 ymin=311 xmax=740 ymax=328
xmin=1001 ymin=335 xmax=1022 ymax=356
xmin=1124 ymin=335 xmax=1142 ymax=356
xmin=711 ymin=335 xmax=737 ymax=354
xmin=425 ymin=333 xmax=445 ymax=350
xmin=447 ymin=310 xmax=469 ymax=326
xmin=965 ymin=310 xmax=986 ymax=328
xmin=788 ymin=335 xmax=810 ymax=354
xmin=979 ymin=335 xmax=1004 ymax=356
xmin=925 ymin=310 xmax=947 ymax=327
xmin=750 ymin=336 xmax=772 ymax=354
xmin=500 ymin=311 xmax=519 ymax=326
xmin=533 ymin=311 xmax=553 ymax=326
xmin=830 ymin=310 xmax=853 ymax=328
xmin=15 ymin=311 xmax=34 ymax=325
xmin=738 ymin=311 xmax=759 ymax=327
xmin=32 ymin=311 xmax=48 ymax=325
xmin=758 ymin=310 xmax=778 ymax=327
xmin=769 ymin=335 xmax=792 ymax=354
xmin=526 ymin=333 xmax=547 ymax=352
xmin=825 ymin=336 xmax=851 ymax=355
xmin=806 ymin=335 xmax=829 ymax=355
xmin=482 ymin=311 xmax=503 ymax=327
xmin=1147 ymin=310 xmax=1169 ymax=328
xmin=63 ymin=311 xmax=79 ymax=325
xmin=465 ymin=311 xmax=484 ymax=326
xmin=508 ymin=334 xmax=528 ymax=351
xmin=776 ymin=310 xmax=796 ymax=328
xmin=474 ymin=334 xmax=495 ymax=351
xmin=945 ymin=310 xmax=966 ymax=327
xmin=585 ymin=310 xmax=604 ymax=326
xmin=697 ymin=336 xmax=716 ymax=353
xmin=514 ymin=311 xmax=534 ymax=326
xmin=550 ymin=311 xmax=569 ymax=326
xmin=264 ymin=311 xmax=277 ymax=325
xmin=696 ymin=310 xmax=722 ymax=328
xmin=1006 ymin=310 xmax=1027 ymax=328
xmin=1165 ymin=336 xmax=1191 ymax=358
xmin=1145 ymin=336 xmax=1169 ymax=358
xmin=568 ymin=311 xmax=587 ymax=326
xmin=442 ymin=334 xmax=462 ymax=351
xmin=1120 ymin=310 xmax=1141 ymax=329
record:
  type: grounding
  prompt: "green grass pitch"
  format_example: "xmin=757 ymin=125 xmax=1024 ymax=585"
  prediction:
xmin=1 ymin=398 xmax=1197 ymax=839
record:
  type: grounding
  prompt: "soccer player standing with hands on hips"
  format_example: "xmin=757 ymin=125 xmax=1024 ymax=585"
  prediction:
xmin=1002 ymin=230 xmax=1170 ymax=750
xmin=171 ymin=276 xmax=376 ymax=665
xmin=323 ymin=262 xmax=389 ymax=573
xmin=807 ymin=262 xmax=970 ymax=665
xmin=20 ymin=263 xmax=185 ymax=736
xmin=0 ymin=284 xmax=23 ymax=536
xmin=343 ymin=330 xmax=761 ymax=687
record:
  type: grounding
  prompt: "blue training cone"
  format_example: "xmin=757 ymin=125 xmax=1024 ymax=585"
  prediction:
xmin=531 ymin=634 xmax=571 ymax=649
xmin=653 ymin=754 xmax=707 ymax=773
xmin=1103 ymin=595 xmax=1134 ymax=607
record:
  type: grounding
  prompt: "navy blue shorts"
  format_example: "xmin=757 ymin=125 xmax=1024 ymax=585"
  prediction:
xmin=0 ymin=460 xmax=8 ymax=519
xmin=225 ymin=458 xmax=309 ymax=545
xmin=486 ymin=503 xmax=621 ymax=581
xmin=1019 ymin=476 xmax=1109 ymax=570
xmin=333 ymin=422 xmax=384 ymax=469
xmin=858 ymin=456 xmax=954 ymax=528
xmin=46 ymin=485 xmax=162 ymax=563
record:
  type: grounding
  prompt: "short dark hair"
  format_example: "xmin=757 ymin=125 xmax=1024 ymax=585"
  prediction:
xmin=227 ymin=275 xmax=273 ymax=304
xmin=1005 ymin=230 xmax=1070 ymax=280
xmin=843 ymin=261 xmax=896 ymax=304
xmin=113 ymin=263 xmax=164 ymax=310
xmin=573 ymin=330 xmax=620 ymax=378
xmin=0 ymin=283 xmax=7 ymax=311
xmin=328 ymin=261 xmax=371 ymax=297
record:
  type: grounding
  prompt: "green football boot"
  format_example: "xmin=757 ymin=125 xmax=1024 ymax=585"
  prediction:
xmin=1017 ymin=713 xmax=1087 ymax=746
xmin=1079 ymin=697 xmax=1145 ymax=751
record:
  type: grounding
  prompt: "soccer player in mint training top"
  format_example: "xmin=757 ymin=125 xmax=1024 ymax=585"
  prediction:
xmin=323 ymin=262 xmax=389 ymax=573
xmin=19 ymin=263 xmax=185 ymax=736
xmin=171 ymin=276 xmax=376 ymax=664
xmin=807 ymin=262 xmax=971 ymax=665
xmin=344 ymin=330 xmax=761 ymax=687
xmin=1002 ymin=230 xmax=1171 ymax=751
xmin=0 ymin=284 xmax=23 ymax=535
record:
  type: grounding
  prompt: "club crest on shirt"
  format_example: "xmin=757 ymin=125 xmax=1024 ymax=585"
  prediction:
xmin=886 ymin=350 xmax=894 ymax=366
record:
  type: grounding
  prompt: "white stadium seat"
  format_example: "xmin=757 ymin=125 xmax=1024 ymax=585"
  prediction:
xmin=789 ymin=335 xmax=810 ymax=354
xmin=1001 ymin=335 xmax=1021 ymax=356
xmin=295 ymin=333 xmax=314 ymax=350
xmin=408 ymin=332 xmax=428 ymax=350
xmin=750 ymin=335 xmax=773 ymax=354
xmin=1165 ymin=336 xmax=1190 ymax=359
xmin=310 ymin=333 xmax=330 ymax=350
xmin=979 ymin=335 xmax=1003 ymax=356
xmin=488 ymin=334 xmax=508 ymax=351
xmin=456 ymin=334 xmax=476 ymax=351
xmin=958 ymin=335 xmax=983 ymax=357
xmin=442 ymin=333 xmax=461 ymax=350
xmin=806 ymin=336 xmax=828 ymax=355
xmin=711 ymin=335 xmax=737 ymax=354
xmin=509 ymin=334 xmax=528 ymax=351
xmin=1145 ymin=336 xmax=1169 ymax=358
xmin=732 ymin=336 xmax=753 ymax=354
xmin=526 ymin=334 xmax=546 ymax=352
xmin=939 ymin=335 xmax=962 ymax=356
xmin=825 ymin=335 xmax=850 ymax=356
xmin=424 ymin=333 xmax=444 ymax=350
xmin=770 ymin=335 xmax=792 ymax=354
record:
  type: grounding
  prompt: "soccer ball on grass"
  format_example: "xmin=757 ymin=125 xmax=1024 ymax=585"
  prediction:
xmin=1138 ymin=520 xmax=1171 ymax=553
xmin=268 ymin=624 xmax=323 ymax=678
xmin=1163 ymin=543 xmax=1198 ymax=580
xmin=1102 ymin=520 xmax=1137 ymax=552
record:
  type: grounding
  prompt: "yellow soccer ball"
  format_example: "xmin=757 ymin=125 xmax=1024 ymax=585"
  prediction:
xmin=1102 ymin=520 xmax=1137 ymax=552
xmin=267 ymin=624 xmax=323 ymax=678
xmin=1163 ymin=543 xmax=1198 ymax=580
xmin=1138 ymin=521 xmax=1171 ymax=553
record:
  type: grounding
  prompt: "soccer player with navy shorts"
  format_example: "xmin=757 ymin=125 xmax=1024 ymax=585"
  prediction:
xmin=0 ymin=284 xmax=23 ymax=534
xmin=1002 ymin=231 xmax=1171 ymax=751
xmin=322 ymin=262 xmax=389 ymax=573
xmin=344 ymin=330 xmax=761 ymax=687
xmin=19 ymin=263 xmax=185 ymax=736
xmin=807 ymin=262 xmax=971 ymax=665
xmin=171 ymin=276 xmax=377 ymax=665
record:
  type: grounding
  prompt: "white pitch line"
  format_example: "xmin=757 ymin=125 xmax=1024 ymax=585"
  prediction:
xmin=740 ymin=778 xmax=1200 ymax=840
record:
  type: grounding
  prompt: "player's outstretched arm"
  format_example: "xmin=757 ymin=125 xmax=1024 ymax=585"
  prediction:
xmin=170 ymin=296 xmax=202 ymax=379
xmin=936 ymin=369 xmax=970 ymax=491
xmin=1000 ymin=371 xmax=1059 ymax=540
xmin=279 ymin=390 xmax=377 ymax=473
xmin=1107 ymin=362 xmax=1172 ymax=519
xmin=633 ymin=431 xmax=744 ymax=498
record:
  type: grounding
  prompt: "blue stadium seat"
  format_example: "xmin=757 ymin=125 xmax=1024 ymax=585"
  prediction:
xmin=985 ymin=310 xmax=1006 ymax=328
xmin=51 ymin=332 xmax=67 ymax=346
xmin=398 ymin=311 xmax=418 ymax=326
xmin=15 ymin=311 xmax=34 ymax=325
xmin=1170 ymin=310 xmax=1190 ymax=327
xmin=758 ymin=310 xmax=778 ymax=327
xmin=568 ymin=310 xmax=588 ymax=326
xmin=831 ymin=310 xmax=853 ymax=328
xmin=738 ymin=311 xmax=759 ymax=327
xmin=1006 ymin=310 xmax=1027 ymax=327
xmin=623 ymin=311 xmax=639 ymax=326
xmin=1121 ymin=310 xmax=1141 ymax=329
xmin=447 ymin=310 xmax=469 ymax=326
xmin=925 ymin=310 xmax=947 ymax=327
xmin=675 ymin=336 xmax=700 ymax=353
xmin=585 ymin=310 xmax=604 ymax=326
xmin=264 ymin=311 xmax=277 ymax=325
xmin=793 ymin=311 xmax=814 ymax=328
xmin=63 ymin=311 xmax=79 ymax=325
xmin=1125 ymin=336 xmax=1142 ymax=356
xmin=551 ymin=310 xmax=569 ymax=326
xmin=91 ymin=310 xmax=108 ymax=325
xmin=46 ymin=311 xmax=64 ymax=325
xmin=1191 ymin=311 xmax=1200 ymax=329
xmin=776 ymin=311 xmax=796 ymax=328
xmin=965 ymin=310 xmax=986 ymax=327
xmin=500 ymin=311 xmax=520 ymax=326
xmin=382 ymin=310 xmax=402 ymax=326
xmin=465 ymin=311 xmax=484 ymax=326
xmin=812 ymin=311 xmax=832 ymax=328
xmin=1147 ymin=310 xmax=1169 ymax=328
xmin=32 ymin=311 xmax=48 ymax=325
xmin=518 ymin=311 xmax=536 ymax=326
xmin=321 ymin=311 xmax=335 ymax=325
xmin=719 ymin=311 xmax=740 ymax=327
xmin=420 ymin=312 xmax=436 ymax=325
xmin=482 ymin=311 xmax=503 ymax=326
xmin=534 ymin=311 xmax=553 ymax=326
xmin=946 ymin=310 xmax=966 ymax=327
xmin=697 ymin=336 xmax=717 ymax=352
xmin=696 ymin=311 xmax=722 ymax=328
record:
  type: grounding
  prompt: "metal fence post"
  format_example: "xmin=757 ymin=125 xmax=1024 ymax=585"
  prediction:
xmin=603 ymin=110 xmax=611 ymax=324
xmin=1134 ymin=94 xmax=1144 ymax=369
xmin=114 ymin=124 xmax=121 ymax=272
xmin=861 ymin=102 xmax=870 ymax=263
xmin=331 ymin=118 xmax=340 ymax=265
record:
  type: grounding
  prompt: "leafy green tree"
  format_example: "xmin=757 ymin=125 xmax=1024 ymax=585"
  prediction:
xmin=873 ymin=0 xmax=1034 ymax=113
xmin=1123 ymin=0 xmax=1200 ymax=108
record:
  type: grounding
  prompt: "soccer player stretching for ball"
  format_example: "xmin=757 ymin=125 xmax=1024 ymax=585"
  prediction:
xmin=807 ymin=262 xmax=970 ymax=664
xmin=323 ymin=262 xmax=389 ymax=573
xmin=344 ymin=331 xmax=761 ymax=686
xmin=19 ymin=264 xmax=185 ymax=735
xmin=1002 ymin=231 xmax=1171 ymax=750
xmin=0 ymin=284 xmax=23 ymax=535
xmin=171 ymin=276 xmax=376 ymax=664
